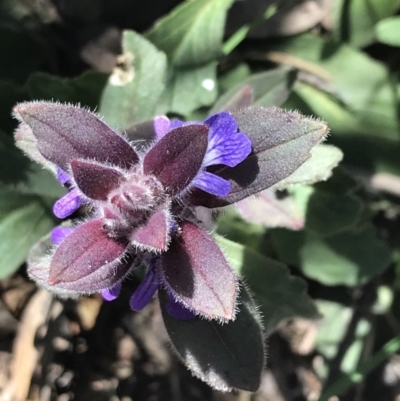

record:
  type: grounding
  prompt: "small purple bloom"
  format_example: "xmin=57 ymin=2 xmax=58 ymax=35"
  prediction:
xmin=14 ymin=102 xmax=253 ymax=321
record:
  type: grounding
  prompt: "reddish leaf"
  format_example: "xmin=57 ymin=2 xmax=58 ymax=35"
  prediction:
xmin=71 ymin=160 xmax=125 ymax=201
xmin=190 ymin=107 xmax=329 ymax=207
xmin=49 ymin=219 xmax=127 ymax=286
xmin=143 ymin=125 xmax=208 ymax=195
xmin=160 ymin=221 xmax=238 ymax=321
xmin=13 ymin=102 xmax=139 ymax=171
xmin=131 ymin=208 xmax=170 ymax=252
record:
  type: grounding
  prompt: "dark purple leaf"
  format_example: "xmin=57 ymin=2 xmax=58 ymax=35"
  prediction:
xmin=190 ymin=107 xmax=329 ymax=207
xmin=160 ymin=286 xmax=265 ymax=391
xmin=13 ymin=102 xmax=139 ymax=171
xmin=71 ymin=160 xmax=126 ymax=201
xmin=160 ymin=221 xmax=238 ymax=321
xmin=49 ymin=219 xmax=127 ymax=286
xmin=143 ymin=125 xmax=208 ymax=195
xmin=131 ymin=208 xmax=170 ymax=251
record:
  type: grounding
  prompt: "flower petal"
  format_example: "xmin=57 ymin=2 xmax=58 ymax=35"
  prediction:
xmin=165 ymin=298 xmax=196 ymax=320
xmin=203 ymin=112 xmax=252 ymax=168
xmin=53 ymin=188 xmax=82 ymax=219
xmin=154 ymin=115 xmax=170 ymax=139
xmin=129 ymin=266 xmax=159 ymax=311
xmin=49 ymin=219 xmax=127 ymax=286
xmin=160 ymin=221 xmax=238 ymax=321
xmin=57 ymin=168 xmax=70 ymax=185
xmin=102 ymin=281 xmax=122 ymax=301
xmin=143 ymin=125 xmax=208 ymax=195
xmin=192 ymin=171 xmax=231 ymax=197
xmin=51 ymin=226 xmax=74 ymax=245
xmin=13 ymin=102 xmax=139 ymax=171
xmin=71 ymin=159 xmax=125 ymax=201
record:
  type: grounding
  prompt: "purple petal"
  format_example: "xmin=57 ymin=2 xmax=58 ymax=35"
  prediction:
xmin=71 ymin=159 xmax=125 ymax=201
xmin=160 ymin=221 xmax=238 ymax=321
xmin=102 ymin=281 xmax=122 ymax=301
xmin=203 ymin=112 xmax=252 ymax=168
xmin=57 ymin=168 xmax=70 ymax=185
xmin=154 ymin=116 xmax=170 ymax=139
xmin=143 ymin=125 xmax=208 ymax=195
xmin=192 ymin=171 xmax=231 ymax=197
xmin=51 ymin=226 xmax=75 ymax=245
xmin=13 ymin=102 xmax=139 ymax=171
xmin=53 ymin=188 xmax=82 ymax=219
xmin=129 ymin=267 xmax=160 ymax=311
xmin=165 ymin=298 xmax=196 ymax=320
xmin=49 ymin=219 xmax=127 ymax=286
xmin=169 ymin=119 xmax=184 ymax=130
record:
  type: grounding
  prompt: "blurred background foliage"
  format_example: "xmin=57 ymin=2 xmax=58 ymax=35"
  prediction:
xmin=2 ymin=0 xmax=400 ymax=399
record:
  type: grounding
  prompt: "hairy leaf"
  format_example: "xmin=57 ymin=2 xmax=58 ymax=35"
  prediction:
xmin=13 ymin=102 xmax=139 ymax=171
xmin=191 ymin=107 xmax=329 ymax=207
xmin=160 ymin=221 xmax=238 ymax=321
xmin=160 ymin=286 xmax=264 ymax=391
xmin=49 ymin=219 xmax=127 ymax=286
xmin=71 ymin=160 xmax=125 ymax=201
xmin=143 ymin=125 xmax=208 ymax=195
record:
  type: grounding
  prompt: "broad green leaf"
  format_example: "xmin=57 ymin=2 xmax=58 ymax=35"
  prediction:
xmin=215 ymin=236 xmax=319 ymax=334
xmin=273 ymin=144 xmax=343 ymax=190
xmin=210 ymin=68 xmax=297 ymax=114
xmin=27 ymin=71 xmax=108 ymax=110
xmin=156 ymin=63 xmax=217 ymax=116
xmin=376 ymin=17 xmax=400 ymax=46
xmin=271 ymin=225 xmax=391 ymax=286
xmin=316 ymin=300 xmax=370 ymax=374
xmin=100 ymin=30 xmax=167 ymax=128
xmin=272 ymin=35 xmax=400 ymax=139
xmin=218 ymin=63 xmax=251 ymax=93
xmin=332 ymin=0 xmax=400 ymax=47
xmin=0 ymin=130 xmax=64 ymax=198
xmin=146 ymin=0 xmax=234 ymax=67
xmin=0 ymin=187 xmax=54 ymax=278
xmin=160 ymin=287 xmax=264 ymax=391
xmin=291 ymin=185 xmax=364 ymax=237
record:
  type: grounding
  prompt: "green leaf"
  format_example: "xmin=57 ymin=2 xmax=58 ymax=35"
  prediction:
xmin=273 ymin=144 xmax=343 ymax=190
xmin=210 ymin=68 xmax=297 ymax=114
xmin=332 ymin=0 xmax=400 ymax=47
xmin=100 ymin=30 xmax=167 ymax=128
xmin=376 ymin=17 xmax=400 ymax=46
xmin=156 ymin=63 xmax=217 ymax=117
xmin=215 ymin=236 xmax=319 ymax=334
xmin=0 ymin=79 xmax=23 ymax=132
xmin=27 ymin=71 xmax=108 ymax=110
xmin=272 ymin=35 xmax=400 ymax=139
xmin=271 ymin=225 xmax=392 ymax=286
xmin=291 ymin=185 xmax=364 ymax=237
xmin=0 ymin=187 xmax=54 ymax=278
xmin=146 ymin=0 xmax=234 ymax=67
xmin=316 ymin=300 xmax=370 ymax=374
xmin=160 ymin=287 xmax=264 ymax=391
xmin=218 ymin=63 xmax=251 ymax=93
xmin=0 ymin=130 xmax=65 ymax=198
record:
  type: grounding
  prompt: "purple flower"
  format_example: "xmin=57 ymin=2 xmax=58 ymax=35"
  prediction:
xmin=13 ymin=102 xmax=252 ymax=321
